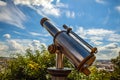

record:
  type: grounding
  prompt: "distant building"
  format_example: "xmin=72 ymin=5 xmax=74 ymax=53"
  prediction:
xmin=95 ymin=60 xmax=114 ymax=72
xmin=0 ymin=57 xmax=14 ymax=71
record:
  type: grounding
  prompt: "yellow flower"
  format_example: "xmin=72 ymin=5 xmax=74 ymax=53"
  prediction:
xmin=28 ymin=61 xmax=40 ymax=70
xmin=28 ymin=63 xmax=35 ymax=69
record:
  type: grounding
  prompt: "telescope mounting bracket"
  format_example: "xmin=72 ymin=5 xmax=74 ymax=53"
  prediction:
xmin=48 ymin=44 xmax=64 ymax=69
xmin=63 ymin=24 xmax=72 ymax=34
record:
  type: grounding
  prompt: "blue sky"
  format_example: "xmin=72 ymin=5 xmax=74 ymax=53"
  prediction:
xmin=0 ymin=0 xmax=120 ymax=60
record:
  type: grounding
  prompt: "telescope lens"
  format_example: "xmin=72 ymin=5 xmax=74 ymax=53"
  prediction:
xmin=40 ymin=17 xmax=48 ymax=26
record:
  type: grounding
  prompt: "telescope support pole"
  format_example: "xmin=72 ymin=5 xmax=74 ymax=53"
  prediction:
xmin=47 ymin=45 xmax=71 ymax=80
xmin=56 ymin=51 xmax=64 ymax=69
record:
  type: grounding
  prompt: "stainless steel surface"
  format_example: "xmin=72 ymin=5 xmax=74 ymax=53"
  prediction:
xmin=42 ymin=20 xmax=60 ymax=37
xmin=55 ymin=32 xmax=91 ymax=68
xmin=40 ymin=17 xmax=97 ymax=76
xmin=63 ymin=24 xmax=97 ymax=54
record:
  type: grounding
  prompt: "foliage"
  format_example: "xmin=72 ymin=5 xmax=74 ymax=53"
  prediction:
xmin=0 ymin=46 xmax=55 ymax=80
xmin=0 ymin=45 xmax=117 ymax=80
xmin=111 ymin=53 xmax=120 ymax=80
xmin=68 ymin=66 xmax=111 ymax=80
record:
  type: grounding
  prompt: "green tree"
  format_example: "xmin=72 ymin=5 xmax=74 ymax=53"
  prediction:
xmin=111 ymin=52 xmax=120 ymax=80
xmin=0 ymin=44 xmax=115 ymax=80
xmin=0 ymin=46 xmax=55 ymax=80
xmin=68 ymin=65 xmax=111 ymax=80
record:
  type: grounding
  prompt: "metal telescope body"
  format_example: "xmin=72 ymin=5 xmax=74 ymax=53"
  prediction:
xmin=40 ymin=18 xmax=97 ymax=76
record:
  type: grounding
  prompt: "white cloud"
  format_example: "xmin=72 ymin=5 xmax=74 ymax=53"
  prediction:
xmin=29 ymin=32 xmax=50 ymax=37
xmin=3 ymin=34 xmax=11 ymax=39
xmin=0 ymin=42 xmax=9 ymax=57
xmin=76 ymin=27 xmax=114 ymax=38
xmin=91 ymin=41 xmax=103 ymax=45
xmin=76 ymin=27 xmax=86 ymax=39
xmin=0 ymin=42 xmax=8 ymax=51
xmin=0 ymin=1 xmax=7 ymax=6
xmin=0 ymin=1 xmax=27 ymax=29
xmin=89 ymin=36 xmax=103 ymax=41
xmin=115 ymin=6 xmax=120 ymax=13
xmin=32 ymin=40 xmax=40 ymax=45
xmin=99 ymin=43 xmax=119 ymax=50
xmin=0 ymin=38 xmax=47 ymax=57
xmin=7 ymin=40 xmax=24 ymax=51
xmin=0 ymin=0 xmax=69 ymax=26
xmin=1 ymin=33 xmax=47 ymax=56
xmin=30 ymin=40 xmax=42 ymax=50
xmin=97 ymin=43 xmax=120 ymax=60
xmin=66 ymin=11 xmax=75 ymax=18
xmin=41 ymin=7 xmax=60 ymax=17
xmin=104 ymin=43 xmax=118 ymax=49
xmin=75 ymin=26 xmax=120 ymax=59
xmin=95 ymin=0 xmax=106 ymax=4
xmin=89 ymin=36 xmax=103 ymax=45
xmin=56 ymin=1 xmax=68 ymax=8
xmin=14 ymin=0 xmax=31 ymax=5
xmin=76 ymin=27 xmax=117 ymax=45
xmin=13 ymin=0 xmax=68 ymax=17
xmin=29 ymin=32 xmax=42 ymax=36
xmin=56 ymin=0 xmax=60 ymax=3
xmin=108 ymin=33 xmax=120 ymax=42
xmin=13 ymin=31 xmax=21 ymax=35
xmin=86 ymin=29 xmax=114 ymax=36
xmin=0 ymin=39 xmax=25 ymax=57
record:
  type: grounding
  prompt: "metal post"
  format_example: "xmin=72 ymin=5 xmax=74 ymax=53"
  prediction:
xmin=47 ymin=44 xmax=71 ymax=80
xmin=56 ymin=51 xmax=64 ymax=69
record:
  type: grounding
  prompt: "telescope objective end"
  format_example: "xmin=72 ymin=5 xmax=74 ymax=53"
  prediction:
xmin=40 ymin=17 xmax=49 ymax=26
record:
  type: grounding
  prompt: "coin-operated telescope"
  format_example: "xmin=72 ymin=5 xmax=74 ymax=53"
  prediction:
xmin=40 ymin=18 xmax=97 ymax=80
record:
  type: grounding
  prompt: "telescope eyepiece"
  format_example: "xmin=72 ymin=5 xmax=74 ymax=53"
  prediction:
xmin=40 ymin=17 xmax=49 ymax=26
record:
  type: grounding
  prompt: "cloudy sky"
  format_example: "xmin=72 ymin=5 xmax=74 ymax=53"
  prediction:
xmin=0 ymin=0 xmax=120 ymax=60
